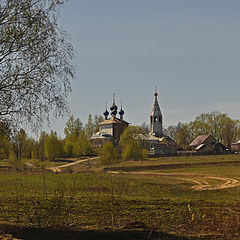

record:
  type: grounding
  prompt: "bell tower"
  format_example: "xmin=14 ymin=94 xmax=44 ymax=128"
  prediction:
xmin=150 ymin=88 xmax=163 ymax=137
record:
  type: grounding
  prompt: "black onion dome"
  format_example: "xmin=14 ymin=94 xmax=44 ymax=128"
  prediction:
xmin=103 ymin=109 xmax=109 ymax=116
xmin=110 ymin=104 xmax=118 ymax=111
xmin=119 ymin=108 xmax=124 ymax=115
xmin=111 ymin=110 xmax=117 ymax=116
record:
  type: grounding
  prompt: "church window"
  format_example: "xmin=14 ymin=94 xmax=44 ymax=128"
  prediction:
xmin=154 ymin=117 xmax=157 ymax=122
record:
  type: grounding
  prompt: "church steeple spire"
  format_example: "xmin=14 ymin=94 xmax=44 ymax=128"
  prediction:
xmin=150 ymin=88 xmax=163 ymax=137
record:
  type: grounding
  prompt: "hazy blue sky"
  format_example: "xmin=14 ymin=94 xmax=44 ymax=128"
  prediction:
xmin=46 ymin=0 xmax=240 ymax=136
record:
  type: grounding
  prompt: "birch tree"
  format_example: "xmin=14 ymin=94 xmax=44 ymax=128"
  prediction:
xmin=0 ymin=0 xmax=74 ymax=129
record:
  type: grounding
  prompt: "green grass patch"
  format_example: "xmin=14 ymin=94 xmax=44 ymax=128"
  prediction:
xmin=1 ymin=154 xmax=240 ymax=238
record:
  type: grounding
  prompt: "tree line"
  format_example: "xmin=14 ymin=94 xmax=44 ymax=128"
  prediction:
xmin=1 ymin=111 xmax=240 ymax=165
xmin=0 ymin=114 xmax=104 ymax=162
xmin=164 ymin=111 xmax=240 ymax=149
xmin=102 ymin=111 xmax=240 ymax=163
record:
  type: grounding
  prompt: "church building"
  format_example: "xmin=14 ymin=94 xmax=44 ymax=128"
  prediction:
xmin=150 ymin=91 xmax=163 ymax=137
xmin=90 ymin=95 xmax=129 ymax=147
xmin=139 ymin=90 xmax=178 ymax=156
xmin=90 ymin=90 xmax=178 ymax=156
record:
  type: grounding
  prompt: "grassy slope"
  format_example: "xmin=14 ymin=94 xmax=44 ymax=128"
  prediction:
xmin=1 ymin=154 xmax=240 ymax=239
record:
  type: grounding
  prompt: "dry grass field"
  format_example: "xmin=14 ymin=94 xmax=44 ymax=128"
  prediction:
xmin=1 ymin=154 xmax=240 ymax=239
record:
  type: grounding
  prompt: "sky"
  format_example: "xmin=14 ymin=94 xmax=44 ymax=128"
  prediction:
xmin=45 ymin=0 xmax=240 ymax=137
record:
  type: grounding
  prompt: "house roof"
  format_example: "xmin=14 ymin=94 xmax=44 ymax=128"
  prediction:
xmin=151 ymin=93 xmax=162 ymax=117
xmin=98 ymin=117 xmax=129 ymax=125
xmin=195 ymin=143 xmax=205 ymax=150
xmin=90 ymin=132 xmax=112 ymax=139
xmin=138 ymin=134 xmax=178 ymax=146
xmin=189 ymin=135 xmax=213 ymax=147
xmin=138 ymin=134 xmax=160 ymax=141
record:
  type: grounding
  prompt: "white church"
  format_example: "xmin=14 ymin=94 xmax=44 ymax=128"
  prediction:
xmin=139 ymin=90 xmax=178 ymax=156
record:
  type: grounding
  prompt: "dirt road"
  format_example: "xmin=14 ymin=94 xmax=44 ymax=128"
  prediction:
xmin=47 ymin=158 xmax=240 ymax=190
xmin=189 ymin=176 xmax=240 ymax=190
xmin=47 ymin=156 xmax=100 ymax=173
xmin=107 ymin=170 xmax=240 ymax=191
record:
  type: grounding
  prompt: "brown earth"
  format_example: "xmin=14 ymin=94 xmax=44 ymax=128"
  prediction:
xmin=47 ymin=156 xmax=100 ymax=173
xmin=0 ymin=224 xmax=191 ymax=240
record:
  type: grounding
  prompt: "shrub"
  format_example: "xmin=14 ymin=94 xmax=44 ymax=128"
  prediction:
xmin=101 ymin=142 xmax=116 ymax=164
xmin=120 ymin=126 xmax=146 ymax=161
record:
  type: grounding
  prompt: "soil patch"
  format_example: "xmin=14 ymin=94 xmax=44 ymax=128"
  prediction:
xmin=0 ymin=224 xmax=190 ymax=240
xmin=48 ymin=156 xmax=100 ymax=173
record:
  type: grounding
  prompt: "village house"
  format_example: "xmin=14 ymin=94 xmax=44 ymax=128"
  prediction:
xmin=231 ymin=140 xmax=240 ymax=153
xmin=140 ymin=134 xmax=178 ymax=156
xmin=188 ymin=135 xmax=227 ymax=155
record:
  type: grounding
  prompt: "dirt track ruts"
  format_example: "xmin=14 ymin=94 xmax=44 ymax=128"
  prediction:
xmin=107 ymin=170 xmax=240 ymax=191
xmin=47 ymin=156 xmax=100 ymax=173
xmin=190 ymin=177 xmax=240 ymax=190
xmin=47 ymin=158 xmax=240 ymax=191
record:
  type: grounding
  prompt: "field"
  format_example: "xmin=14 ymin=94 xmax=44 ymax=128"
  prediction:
xmin=1 ymin=154 xmax=240 ymax=239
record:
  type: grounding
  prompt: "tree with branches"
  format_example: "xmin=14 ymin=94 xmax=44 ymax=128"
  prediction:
xmin=0 ymin=0 xmax=74 ymax=129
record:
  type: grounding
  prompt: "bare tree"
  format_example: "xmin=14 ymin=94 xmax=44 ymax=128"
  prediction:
xmin=140 ymin=122 xmax=149 ymax=134
xmin=0 ymin=0 xmax=74 ymax=129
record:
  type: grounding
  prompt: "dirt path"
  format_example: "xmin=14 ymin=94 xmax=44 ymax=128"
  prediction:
xmin=47 ymin=156 xmax=100 ymax=173
xmin=107 ymin=170 xmax=240 ymax=191
xmin=47 ymin=159 xmax=240 ymax=190
xmin=189 ymin=177 xmax=240 ymax=190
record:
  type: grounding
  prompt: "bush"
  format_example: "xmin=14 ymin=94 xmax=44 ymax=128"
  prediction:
xmin=101 ymin=142 xmax=116 ymax=164
xmin=9 ymin=152 xmax=24 ymax=171
xmin=120 ymin=126 xmax=146 ymax=161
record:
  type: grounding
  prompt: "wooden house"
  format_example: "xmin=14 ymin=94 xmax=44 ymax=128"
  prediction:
xmin=188 ymin=135 xmax=227 ymax=155
xmin=231 ymin=140 xmax=240 ymax=153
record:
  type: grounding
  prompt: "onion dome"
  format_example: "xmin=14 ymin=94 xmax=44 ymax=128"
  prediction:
xmin=119 ymin=108 xmax=124 ymax=115
xmin=103 ymin=103 xmax=109 ymax=119
xmin=103 ymin=109 xmax=109 ymax=117
xmin=110 ymin=93 xmax=118 ymax=112
xmin=110 ymin=104 xmax=118 ymax=111
xmin=111 ymin=109 xmax=117 ymax=116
